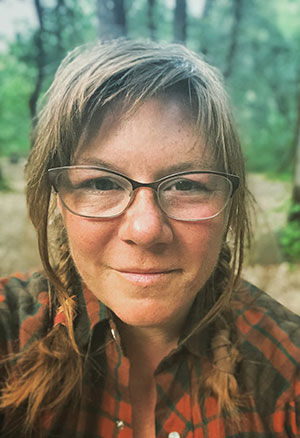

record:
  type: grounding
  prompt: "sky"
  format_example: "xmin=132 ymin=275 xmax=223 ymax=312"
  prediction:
xmin=0 ymin=0 xmax=37 ymax=48
xmin=0 ymin=0 xmax=205 ymax=50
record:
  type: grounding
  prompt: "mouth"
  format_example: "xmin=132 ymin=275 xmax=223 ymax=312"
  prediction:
xmin=114 ymin=268 xmax=179 ymax=286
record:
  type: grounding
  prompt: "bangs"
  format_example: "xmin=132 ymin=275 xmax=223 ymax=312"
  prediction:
xmin=45 ymin=41 xmax=233 ymax=174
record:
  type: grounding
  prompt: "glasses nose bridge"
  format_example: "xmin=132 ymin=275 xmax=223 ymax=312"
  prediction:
xmin=128 ymin=177 xmax=161 ymax=195
xmin=126 ymin=178 xmax=162 ymax=213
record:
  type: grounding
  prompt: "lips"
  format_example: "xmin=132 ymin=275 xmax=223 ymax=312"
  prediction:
xmin=114 ymin=268 xmax=179 ymax=286
xmin=118 ymin=268 xmax=175 ymax=274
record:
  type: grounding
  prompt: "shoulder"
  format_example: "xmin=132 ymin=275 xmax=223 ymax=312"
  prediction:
xmin=232 ymin=280 xmax=300 ymax=414
xmin=0 ymin=272 xmax=50 ymax=354
xmin=233 ymin=280 xmax=300 ymax=350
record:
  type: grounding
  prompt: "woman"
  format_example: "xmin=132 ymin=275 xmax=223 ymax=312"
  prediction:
xmin=0 ymin=39 xmax=299 ymax=438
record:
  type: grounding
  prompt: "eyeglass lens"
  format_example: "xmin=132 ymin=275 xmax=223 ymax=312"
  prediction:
xmin=51 ymin=168 xmax=233 ymax=221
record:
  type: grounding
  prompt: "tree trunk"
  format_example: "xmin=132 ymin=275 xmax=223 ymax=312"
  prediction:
xmin=200 ymin=0 xmax=215 ymax=55
xmin=290 ymin=80 xmax=300 ymax=222
xmin=202 ymin=0 xmax=215 ymax=18
xmin=224 ymin=0 xmax=243 ymax=79
xmin=148 ymin=0 xmax=156 ymax=40
xmin=54 ymin=0 xmax=65 ymax=56
xmin=293 ymin=133 xmax=300 ymax=206
xmin=97 ymin=0 xmax=127 ymax=41
xmin=29 ymin=0 xmax=46 ymax=120
xmin=173 ymin=0 xmax=187 ymax=44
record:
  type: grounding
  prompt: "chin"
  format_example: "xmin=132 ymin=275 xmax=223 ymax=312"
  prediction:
xmin=113 ymin=299 xmax=176 ymax=328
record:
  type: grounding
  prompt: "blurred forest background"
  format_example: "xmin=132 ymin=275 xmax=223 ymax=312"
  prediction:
xmin=0 ymin=0 xmax=300 ymax=310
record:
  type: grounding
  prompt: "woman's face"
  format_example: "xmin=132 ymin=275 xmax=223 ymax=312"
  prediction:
xmin=59 ymin=97 xmax=227 ymax=331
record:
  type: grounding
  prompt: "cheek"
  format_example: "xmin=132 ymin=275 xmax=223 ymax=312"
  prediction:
xmin=174 ymin=217 xmax=226 ymax=285
xmin=169 ymin=218 xmax=226 ymax=296
xmin=61 ymin=212 xmax=117 ymax=259
xmin=176 ymin=218 xmax=225 ymax=257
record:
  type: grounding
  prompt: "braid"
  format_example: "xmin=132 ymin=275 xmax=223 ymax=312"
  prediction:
xmin=0 ymin=216 xmax=83 ymax=436
xmin=49 ymin=214 xmax=80 ymax=350
xmin=204 ymin=322 xmax=241 ymax=414
xmin=202 ymin=242 xmax=243 ymax=417
xmin=51 ymin=215 xmax=78 ymax=294
xmin=1 ymin=326 xmax=83 ymax=437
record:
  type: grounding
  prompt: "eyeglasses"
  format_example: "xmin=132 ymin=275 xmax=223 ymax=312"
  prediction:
xmin=48 ymin=166 xmax=239 ymax=221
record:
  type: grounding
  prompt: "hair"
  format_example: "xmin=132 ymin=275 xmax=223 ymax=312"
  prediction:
xmin=0 ymin=39 xmax=251 ymax=435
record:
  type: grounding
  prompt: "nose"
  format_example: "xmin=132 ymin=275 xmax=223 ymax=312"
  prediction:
xmin=118 ymin=188 xmax=174 ymax=247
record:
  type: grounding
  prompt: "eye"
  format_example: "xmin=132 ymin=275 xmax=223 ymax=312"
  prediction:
xmin=94 ymin=178 xmax=121 ymax=191
xmin=164 ymin=178 xmax=210 ymax=192
xmin=75 ymin=177 xmax=125 ymax=192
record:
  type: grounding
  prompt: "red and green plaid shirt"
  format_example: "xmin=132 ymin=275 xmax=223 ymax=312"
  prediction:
xmin=1 ymin=272 xmax=300 ymax=437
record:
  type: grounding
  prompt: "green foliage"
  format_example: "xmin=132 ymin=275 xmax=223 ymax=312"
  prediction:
xmin=0 ymin=53 xmax=32 ymax=156
xmin=127 ymin=0 xmax=173 ymax=41
xmin=188 ymin=0 xmax=299 ymax=173
xmin=223 ymin=0 xmax=299 ymax=173
xmin=0 ymin=0 xmax=97 ymax=156
xmin=280 ymin=204 xmax=300 ymax=261
xmin=265 ymin=171 xmax=292 ymax=183
xmin=126 ymin=0 xmax=151 ymax=39
xmin=0 ymin=0 xmax=299 ymax=178
xmin=0 ymin=173 xmax=10 ymax=191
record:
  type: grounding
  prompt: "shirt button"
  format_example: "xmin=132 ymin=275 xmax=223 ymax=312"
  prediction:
xmin=168 ymin=432 xmax=180 ymax=438
xmin=115 ymin=419 xmax=124 ymax=429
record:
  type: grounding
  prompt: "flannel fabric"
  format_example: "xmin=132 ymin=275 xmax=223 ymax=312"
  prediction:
xmin=0 ymin=272 xmax=300 ymax=437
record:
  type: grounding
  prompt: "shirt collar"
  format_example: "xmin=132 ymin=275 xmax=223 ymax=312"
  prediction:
xmin=56 ymin=283 xmax=216 ymax=357
xmin=53 ymin=285 xmax=111 ymax=350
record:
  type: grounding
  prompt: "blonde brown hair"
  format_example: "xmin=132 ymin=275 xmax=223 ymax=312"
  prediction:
xmin=1 ymin=39 xmax=251 ymax=435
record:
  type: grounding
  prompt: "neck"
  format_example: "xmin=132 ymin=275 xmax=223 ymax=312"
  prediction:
xmin=117 ymin=320 xmax=182 ymax=373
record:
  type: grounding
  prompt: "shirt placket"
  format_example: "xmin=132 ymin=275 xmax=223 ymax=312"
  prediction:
xmin=155 ymin=352 xmax=195 ymax=438
xmin=99 ymin=324 xmax=133 ymax=438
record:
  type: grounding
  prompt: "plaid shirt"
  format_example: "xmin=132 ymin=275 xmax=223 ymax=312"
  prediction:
xmin=1 ymin=272 xmax=300 ymax=437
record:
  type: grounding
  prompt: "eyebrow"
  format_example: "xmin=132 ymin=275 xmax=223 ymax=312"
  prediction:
xmin=75 ymin=157 xmax=214 ymax=179
xmin=75 ymin=157 xmax=126 ymax=174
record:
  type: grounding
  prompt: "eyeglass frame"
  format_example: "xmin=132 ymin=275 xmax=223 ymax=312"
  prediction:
xmin=48 ymin=165 xmax=240 ymax=221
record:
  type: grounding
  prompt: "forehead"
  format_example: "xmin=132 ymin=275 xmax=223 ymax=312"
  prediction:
xmin=75 ymin=97 xmax=216 ymax=179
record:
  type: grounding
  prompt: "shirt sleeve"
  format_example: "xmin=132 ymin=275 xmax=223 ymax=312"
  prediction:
xmin=0 ymin=273 xmax=50 ymax=356
xmin=287 ymin=397 xmax=300 ymax=436
xmin=268 ymin=368 xmax=300 ymax=437
xmin=0 ymin=276 xmax=19 ymax=356
xmin=286 ymin=367 xmax=300 ymax=436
